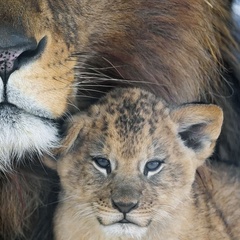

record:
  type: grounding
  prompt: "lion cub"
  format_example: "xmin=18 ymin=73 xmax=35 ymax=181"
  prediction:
xmin=49 ymin=88 xmax=240 ymax=240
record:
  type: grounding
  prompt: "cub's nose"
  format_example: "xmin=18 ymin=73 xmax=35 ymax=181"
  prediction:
xmin=0 ymin=25 xmax=46 ymax=83
xmin=112 ymin=199 xmax=139 ymax=214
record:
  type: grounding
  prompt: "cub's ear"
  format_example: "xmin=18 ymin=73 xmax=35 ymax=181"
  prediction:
xmin=42 ymin=114 xmax=90 ymax=170
xmin=58 ymin=114 xmax=90 ymax=155
xmin=170 ymin=104 xmax=223 ymax=164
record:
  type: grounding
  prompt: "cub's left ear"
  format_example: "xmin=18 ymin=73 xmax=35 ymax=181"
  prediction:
xmin=170 ymin=104 xmax=223 ymax=164
xmin=42 ymin=114 xmax=90 ymax=170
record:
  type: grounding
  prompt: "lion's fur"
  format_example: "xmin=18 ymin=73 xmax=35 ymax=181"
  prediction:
xmin=0 ymin=0 xmax=240 ymax=239
xmin=52 ymin=88 xmax=240 ymax=240
xmin=0 ymin=166 xmax=59 ymax=240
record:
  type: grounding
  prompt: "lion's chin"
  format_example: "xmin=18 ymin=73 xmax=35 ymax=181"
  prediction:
xmin=101 ymin=223 xmax=148 ymax=239
xmin=0 ymin=103 xmax=59 ymax=171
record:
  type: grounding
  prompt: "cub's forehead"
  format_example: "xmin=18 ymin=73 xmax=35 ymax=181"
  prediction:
xmin=89 ymin=88 xmax=168 ymax=120
xmin=69 ymin=88 xmax=174 ymax=160
xmin=86 ymin=88 xmax=171 ymax=141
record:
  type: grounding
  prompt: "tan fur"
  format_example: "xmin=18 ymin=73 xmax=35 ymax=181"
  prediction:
xmin=0 ymin=0 xmax=240 ymax=239
xmin=51 ymin=88 xmax=240 ymax=240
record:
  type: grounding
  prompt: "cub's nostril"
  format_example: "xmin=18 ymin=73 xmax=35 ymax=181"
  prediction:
xmin=0 ymin=25 xmax=47 ymax=84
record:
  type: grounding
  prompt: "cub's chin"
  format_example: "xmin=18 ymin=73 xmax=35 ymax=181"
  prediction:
xmin=0 ymin=103 xmax=59 ymax=171
xmin=102 ymin=223 xmax=148 ymax=239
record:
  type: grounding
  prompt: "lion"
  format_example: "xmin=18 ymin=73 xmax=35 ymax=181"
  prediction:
xmin=48 ymin=88 xmax=240 ymax=240
xmin=0 ymin=0 xmax=240 ymax=239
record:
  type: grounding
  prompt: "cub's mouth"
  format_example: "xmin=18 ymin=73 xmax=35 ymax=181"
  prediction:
xmin=97 ymin=214 xmax=151 ymax=228
xmin=100 ymin=220 xmax=148 ymax=239
xmin=98 ymin=216 xmax=140 ymax=226
xmin=0 ymin=102 xmax=59 ymax=171
xmin=118 ymin=218 xmax=133 ymax=224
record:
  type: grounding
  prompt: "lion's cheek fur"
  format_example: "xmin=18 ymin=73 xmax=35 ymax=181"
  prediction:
xmin=5 ymin=35 xmax=76 ymax=118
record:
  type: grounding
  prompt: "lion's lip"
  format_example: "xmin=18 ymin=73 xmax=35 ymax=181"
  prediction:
xmin=0 ymin=102 xmax=18 ymax=109
xmin=0 ymin=102 xmax=64 ymax=137
xmin=0 ymin=102 xmax=22 ymax=116
xmin=0 ymin=102 xmax=54 ymax=121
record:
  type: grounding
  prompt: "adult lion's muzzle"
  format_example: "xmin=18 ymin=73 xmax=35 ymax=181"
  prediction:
xmin=0 ymin=25 xmax=59 ymax=171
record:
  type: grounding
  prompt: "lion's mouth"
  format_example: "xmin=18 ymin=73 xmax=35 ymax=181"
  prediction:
xmin=0 ymin=102 xmax=21 ymax=112
xmin=0 ymin=101 xmax=60 ymax=170
xmin=0 ymin=102 xmax=55 ymax=122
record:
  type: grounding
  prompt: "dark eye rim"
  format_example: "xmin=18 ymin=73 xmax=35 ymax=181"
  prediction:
xmin=144 ymin=159 xmax=164 ymax=176
xmin=92 ymin=156 xmax=111 ymax=174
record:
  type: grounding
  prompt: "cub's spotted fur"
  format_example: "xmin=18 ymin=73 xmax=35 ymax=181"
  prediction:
xmin=48 ymin=88 xmax=240 ymax=240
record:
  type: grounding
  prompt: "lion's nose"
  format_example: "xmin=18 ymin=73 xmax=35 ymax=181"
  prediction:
xmin=0 ymin=25 xmax=47 ymax=84
xmin=112 ymin=199 xmax=139 ymax=214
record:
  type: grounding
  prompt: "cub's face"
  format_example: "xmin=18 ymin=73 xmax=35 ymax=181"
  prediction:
xmin=54 ymin=88 xmax=223 ymax=239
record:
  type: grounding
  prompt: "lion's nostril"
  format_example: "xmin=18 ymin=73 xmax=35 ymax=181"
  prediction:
xmin=0 ymin=25 xmax=47 ymax=84
xmin=17 ymin=36 xmax=47 ymax=69
xmin=0 ymin=50 xmax=26 ymax=78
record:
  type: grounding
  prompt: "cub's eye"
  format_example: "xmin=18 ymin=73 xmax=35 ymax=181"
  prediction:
xmin=94 ymin=157 xmax=110 ymax=168
xmin=144 ymin=160 xmax=164 ymax=177
xmin=92 ymin=157 xmax=111 ymax=175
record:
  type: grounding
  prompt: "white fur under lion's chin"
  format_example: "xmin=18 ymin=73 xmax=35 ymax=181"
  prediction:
xmin=102 ymin=224 xmax=148 ymax=240
xmin=0 ymin=106 xmax=59 ymax=172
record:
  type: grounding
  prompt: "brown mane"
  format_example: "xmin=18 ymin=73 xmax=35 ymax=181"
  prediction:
xmin=76 ymin=0 xmax=234 ymax=103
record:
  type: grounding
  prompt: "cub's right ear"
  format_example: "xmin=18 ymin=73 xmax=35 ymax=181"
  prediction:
xmin=42 ymin=114 xmax=90 ymax=170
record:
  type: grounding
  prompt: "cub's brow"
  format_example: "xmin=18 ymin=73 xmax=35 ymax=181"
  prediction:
xmin=151 ymin=139 xmax=168 ymax=158
xmin=89 ymin=136 xmax=106 ymax=155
